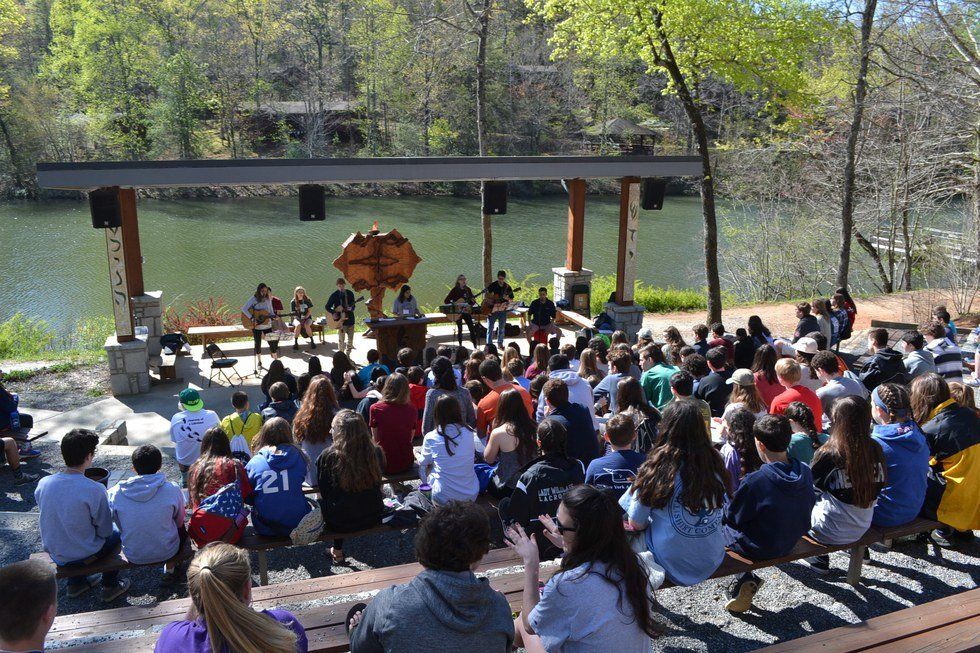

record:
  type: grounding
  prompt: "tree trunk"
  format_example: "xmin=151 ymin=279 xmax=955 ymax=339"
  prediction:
xmin=855 ymin=229 xmax=893 ymax=293
xmin=0 ymin=112 xmax=31 ymax=197
xmin=836 ymin=0 xmax=877 ymax=289
xmin=476 ymin=0 xmax=492 ymax=287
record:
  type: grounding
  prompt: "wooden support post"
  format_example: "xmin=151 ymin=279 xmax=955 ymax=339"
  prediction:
xmin=258 ymin=551 xmax=269 ymax=586
xmin=118 ymin=188 xmax=144 ymax=298
xmin=565 ymin=178 xmax=585 ymax=271
xmin=615 ymin=178 xmax=641 ymax=305
xmin=846 ymin=544 xmax=866 ymax=586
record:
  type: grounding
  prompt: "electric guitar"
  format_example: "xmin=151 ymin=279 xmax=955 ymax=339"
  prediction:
xmin=325 ymin=295 xmax=366 ymax=329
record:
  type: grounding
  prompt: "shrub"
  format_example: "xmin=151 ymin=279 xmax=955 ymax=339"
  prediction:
xmin=69 ymin=316 xmax=115 ymax=351
xmin=589 ymin=275 xmax=707 ymax=314
xmin=0 ymin=313 xmax=55 ymax=359
xmin=163 ymin=296 xmax=236 ymax=333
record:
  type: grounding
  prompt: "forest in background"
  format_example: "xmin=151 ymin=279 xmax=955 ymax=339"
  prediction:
xmin=0 ymin=0 xmax=976 ymax=318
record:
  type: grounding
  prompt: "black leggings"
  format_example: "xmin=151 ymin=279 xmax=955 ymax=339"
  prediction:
xmin=252 ymin=329 xmax=279 ymax=355
xmin=455 ymin=313 xmax=478 ymax=345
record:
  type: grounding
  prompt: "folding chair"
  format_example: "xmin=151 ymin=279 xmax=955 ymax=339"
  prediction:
xmin=204 ymin=343 xmax=244 ymax=387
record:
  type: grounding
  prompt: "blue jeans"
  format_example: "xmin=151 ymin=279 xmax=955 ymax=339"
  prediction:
xmin=487 ymin=312 xmax=507 ymax=346
xmin=62 ymin=529 xmax=122 ymax=588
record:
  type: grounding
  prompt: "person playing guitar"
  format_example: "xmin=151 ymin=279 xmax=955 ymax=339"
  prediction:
xmin=483 ymin=270 xmax=515 ymax=348
xmin=242 ymin=283 xmax=279 ymax=368
xmin=291 ymin=286 xmax=316 ymax=352
xmin=325 ymin=278 xmax=357 ymax=355
xmin=444 ymin=274 xmax=479 ymax=348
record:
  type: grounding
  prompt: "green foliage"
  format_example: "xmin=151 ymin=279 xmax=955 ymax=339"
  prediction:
xmin=589 ymin=275 xmax=707 ymax=314
xmin=0 ymin=313 xmax=115 ymax=363
xmin=68 ymin=316 xmax=114 ymax=351
xmin=150 ymin=51 xmax=211 ymax=158
xmin=0 ymin=313 xmax=55 ymax=359
xmin=0 ymin=0 xmax=24 ymax=105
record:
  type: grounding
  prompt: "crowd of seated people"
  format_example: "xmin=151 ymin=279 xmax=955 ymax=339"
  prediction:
xmin=18 ymin=294 xmax=980 ymax=650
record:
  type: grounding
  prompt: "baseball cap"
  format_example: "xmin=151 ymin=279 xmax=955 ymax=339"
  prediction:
xmin=726 ymin=368 xmax=756 ymax=386
xmin=637 ymin=327 xmax=654 ymax=341
xmin=179 ymin=388 xmax=204 ymax=411
xmin=793 ymin=337 xmax=819 ymax=355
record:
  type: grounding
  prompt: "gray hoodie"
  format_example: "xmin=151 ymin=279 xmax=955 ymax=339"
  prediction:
xmin=108 ymin=472 xmax=185 ymax=564
xmin=904 ymin=349 xmax=937 ymax=379
xmin=535 ymin=368 xmax=600 ymax=430
xmin=349 ymin=568 xmax=513 ymax=653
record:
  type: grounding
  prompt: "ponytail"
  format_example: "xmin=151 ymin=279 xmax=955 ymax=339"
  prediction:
xmin=188 ymin=544 xmax=297 ymax=653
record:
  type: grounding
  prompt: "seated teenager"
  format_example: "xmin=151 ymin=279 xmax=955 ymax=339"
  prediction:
xmin=614 ymin=377 xmax=661 ymax=454
xmin=0 ymin=559 xmax=57 ymax=653
xmin=667 ymin=370 xmax=712 ymax=431
xmin=733 ymin=329 xmax=757 ymax=370
xmin=691 ymin=323 xmax=710 ymax=356
xmin=859 ymin=328 xmax=910 ymax=391
xmin=723 ymin=415 xmax=815 ymax=613
xmin=0 ymin=366 xmax=35 ymax=434
xmin=792 ymin=302 xmax=819 ymax=343
xmin=260 ymin=359 xmax=298 ymax=404
xmin=541 ymin=378 xmax=600 ymax=469
xmin=620 ymin=401 xmax=729 ymax=586
xmin=220 ymin=390 xmax=263 ymax=460
xmin=356 ymin=349 xmax=390 ymax=388
xmin=475 ymin=360 xmax=533 ymax=439
xmin=406 ymin=366 xmax=427 ymax=436
xmin=347 ymin=502 xmax=513 ymax=652
xmin=534 ymin=354 xmax=598 ymax=430
xmin=526 ymin=287 xmax=559 ymax=346
xmin=498 ymin=419 xmax=585 ymax=560
xmin=769 ymin=358 xmax=823 ymax=427
xmin=261 ymin=381 xmax=299 ymax=424
xmin=869 ymin=384 xmax=930 ymax=528
xmin=901 ymin=330 xmax=937 ymax=379
xmin=592 ymin=350 xmax=633 ymax=414
xmin=317 ymin=410 xmax=386 ymax=565
xmin=293 ymin=376 xmax=339 ymax=487
xmin=708 ymin=322 xmax=735 ymax=363
xmin=923 ymin=320 xmax=964 ymax=382
xmin=422 ymin=356 xmax=476 ymax=434
xmin=484 ymin=389 xmax=537 ymax=499
xmin=369 ymin=373 xmax=417 ymax=474
xmin=507 ymin=358 xmax=531 ymax=392
xmin=694 ymin=347 xmax=732 ymax=417
xmin=721 ymin=369 xmax=768 ymax=426
xmin=506 ymin=485 xmax=659 ymax=653
xmin=156 ymin=543 xmax=307 ymax=653
xmin=108 ymin=444 xmax=186 ymax=573
xmin=420 ymin=395 xmax=479 ymax=505
xmin=526 ymin=343 xmax=550 ymax=380
xmin=394 ymin=347 xmax=415 ymax=375
xmin=586 ymin=414 xmax=646 ymax=501
xmin=639 ymin=345 xmax=679 ymax=410
xmin=719 ymin=408 xmax=761 ymax=492
xmin=577 ymin=348 xmax=604 ymax=387
xmin=910 ymin=373 xmax=980 ymax=545
xmin=751 ymin=344 xmax=783 ymax=408
xmin=170 ymin=387 xmax=220 ymax=486
xmin=330 ymin=351 xmax=358 ymax=407
xmin=813 ymin=350 xmax=867 ymax=430
xmin=805 ymin=397 xmax=887 ymax=573
xmin=353 ymin=371 xmax=388 ymax=421
xmin=784 ymin=401 xmax=829 ymax=466
xmin=187 ymin=427 xmax=253 ymax=547
xmin=792 ymin=337 xmax=825 ymax=392
xmin=246 ymin=418 xmax=312 ymax=537
xmin=34 ymin=429 xmax=130 ymax=601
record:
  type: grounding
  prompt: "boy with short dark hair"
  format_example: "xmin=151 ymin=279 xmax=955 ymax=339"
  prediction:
xmin=900 ymin=330 xmax=937 ymax=378
xmin=35 ymin=429 xmax=130 ymax=601
xmin=723 ymin=415 xmax=815 ymax=613
xmin=694 ymin=347 xmax=732 ymax=417
xmin=668 ymin=370 xmax=712 ymax=430
xmin=506 ymin=358 xmax=530 ymax=391
xmin=692 ymin=324 xmax=710 ymax=356
xmin=357 ymin=349 xmax=390 ymax=388
xmin=220 ymin=390 xmax=262 ymax=459
xmin=585 ymin=414 xmax=645 ymax=501
xmin=261 ymin=381 xmax=298 ymax=423
xmin=859 ymin=328 xmax=909 ymax=391
xmin=542 ymin=377 xmax=599 ymax=468
xmin=0 ymin=559 xmax=57 ymax=653
xmin=395 ymin=347 xmax=415 ymax=374
xmin=708 ymin=323 xmax=734 ymax=362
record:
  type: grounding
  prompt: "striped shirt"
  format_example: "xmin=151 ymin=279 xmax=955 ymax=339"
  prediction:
xmin=925 ymin=338 xmax=963 ymax=381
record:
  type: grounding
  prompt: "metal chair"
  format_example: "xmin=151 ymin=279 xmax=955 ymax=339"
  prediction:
xmin=204 ymin=343 xmax=243 ymax=387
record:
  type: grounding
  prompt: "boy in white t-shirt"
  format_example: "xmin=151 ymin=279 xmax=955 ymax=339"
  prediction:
xmin=169 ymin=388 xmax=219 ymax=486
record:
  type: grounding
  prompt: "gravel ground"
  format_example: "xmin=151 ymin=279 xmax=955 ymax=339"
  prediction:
xmin=4 ymin=440 xmax=977 ymax=650
xmin=5 ymin=363 xmax=110 ymax=412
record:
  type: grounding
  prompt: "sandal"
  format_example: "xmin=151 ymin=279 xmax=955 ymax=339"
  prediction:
xmin=332 ymin=548 xmax=346 ymax=564
xmin=345 ymin=602 xmax=367 ymax=636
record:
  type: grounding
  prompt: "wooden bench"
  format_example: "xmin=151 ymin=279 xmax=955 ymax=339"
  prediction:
xmin=30 ymin=539 xmax=194 ymax=582
xmin=756 ymin=586 xmax=980 ymax=653
xmin=557 ymin=307 xmax=593 ymax=331
xmin=2 ymin=426 xmax=49 ymax=442
xmin=186 ymin=324 xmax=250 ymax=347
xmin=302 ymin=465 xmax=421 ymax=496
xmin=156 ymin=354 xmax=177 ymax=381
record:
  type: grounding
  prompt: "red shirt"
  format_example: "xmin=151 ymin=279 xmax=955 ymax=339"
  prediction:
xmin=754 ymin=371 xmax=784 ymax=407
xmin=769 ymin=384 xmax=823 ymax=428
xmin=409 ymin=384 xmax=427 ymax=435
xmin=476 ymin=383 xmax=533 ymax=436
xmin=708 ymin=337 xmax=735 ymax=363
xmin=369 ymin=401 xmax=417 ymax=473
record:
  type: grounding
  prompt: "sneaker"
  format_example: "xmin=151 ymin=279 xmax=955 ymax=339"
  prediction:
xmin=931 ymin=529 xmax=953 ymax=547
xmin=293 ymin=342 xmax=299 ymax=351
xmin=66 ymin=575 xmax=101 ymax=598
xmin=101 ymin=578 xmax=131 ymax=603
xmin=804 ymin=555 xmax=831 ymax=575
xmin=13 ymin=471 xmax=40 ymax=485
xmin=725 ymin=574 xmax=763 ymax=614
xmin=18 ymin=447 xmax=41 ymax=460
xmin=310 ymin=341 xmax=317 ymax=350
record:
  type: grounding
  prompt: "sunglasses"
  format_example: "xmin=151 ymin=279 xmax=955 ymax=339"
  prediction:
xmin=554 ymin=516 xmax=577 ymax=534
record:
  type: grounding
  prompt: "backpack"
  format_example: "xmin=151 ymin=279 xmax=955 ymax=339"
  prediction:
xmin=593 ymin=312 xmax=615 ymax=333
xmin=188 ymin=467 xmax=249 ymax=548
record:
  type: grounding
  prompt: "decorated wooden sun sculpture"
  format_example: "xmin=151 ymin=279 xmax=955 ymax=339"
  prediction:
xmin=332 ymin=221 xmax=422 ymax=319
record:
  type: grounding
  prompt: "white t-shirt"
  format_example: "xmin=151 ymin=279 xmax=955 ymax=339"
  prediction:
xmin=169 ymin=409 xmax=220 ymax=466
xmin=419 ymin=424 xmax=479 ymax=505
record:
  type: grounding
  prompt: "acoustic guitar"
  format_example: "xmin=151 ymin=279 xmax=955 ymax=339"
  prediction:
xmin=242 ymin=309 xmax=286 ymax=330
xmin=325 ymin=296 xmax=366 ymax=329
xmin=480 ymin=286 xmax=521 ymax=315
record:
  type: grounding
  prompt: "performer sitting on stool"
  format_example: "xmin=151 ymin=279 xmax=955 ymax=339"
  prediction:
xmin=445 ymin=274 xmax=479 ymax=348
xmin=291 ymin=286 xmax=316 ymax=351
xmin=526 ymin=286 xmax=559 ymax=346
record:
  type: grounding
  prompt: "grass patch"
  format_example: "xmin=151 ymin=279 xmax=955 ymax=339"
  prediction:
xmin=0 ymin=314 xmax=113 ymax=366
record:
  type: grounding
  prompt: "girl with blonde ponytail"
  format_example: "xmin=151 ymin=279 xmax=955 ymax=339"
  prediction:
xmin=155 ymin=543 xmax=307 ymax=653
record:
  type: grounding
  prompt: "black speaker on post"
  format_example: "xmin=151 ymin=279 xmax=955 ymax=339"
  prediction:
xmin=299 ymin=184 xmax=325 ymax=221
xmin=640 ymin=178 xmax=667 ymax=211
xmin=89 ymin=187 xmax=121 ymax=228
xmin=482 ymin=181 xmax=507 ymax=215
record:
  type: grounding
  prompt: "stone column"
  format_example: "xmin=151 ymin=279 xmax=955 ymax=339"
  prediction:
xmin=553 ymin=267 xmax=594 ymax=315
xmin=105 ymin=334 xmax=150 ymax=395
xmin=131 ymin=291 xmax=164 ymax=358
xmin=603 ymin=302 xmax=646 ymax=342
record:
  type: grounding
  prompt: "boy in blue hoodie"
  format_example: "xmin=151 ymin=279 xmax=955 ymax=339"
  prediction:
xmin=870 ymin=384 xmax=930 ymax=527
xmin=723 ymin=414 xmax=815 ymax=613
xmin=245 ymin=417 xmax=311 ymax=537
xmin=108 ymin=445 xmax=186 ymax=579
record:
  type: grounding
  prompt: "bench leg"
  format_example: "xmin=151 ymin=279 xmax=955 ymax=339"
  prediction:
xmin=847 ymin=544 xmax=866 ymax=586
xmin=258 ymin=551 xmax=268 ymax=586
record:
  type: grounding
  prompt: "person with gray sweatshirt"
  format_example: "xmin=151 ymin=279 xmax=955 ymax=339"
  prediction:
xmin=108 ymin=445 xmax=186 ymax=573
xmin=347 ymin=501 xmax=513 ymax=653
xmin=34 ymin=429 xmax=130 ymax=601
xmin=900 ymin=330 xmax=938 ymax=379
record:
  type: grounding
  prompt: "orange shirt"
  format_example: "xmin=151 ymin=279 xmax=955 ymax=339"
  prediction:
xmin=476 ymin=383 xmax=534 ymax=436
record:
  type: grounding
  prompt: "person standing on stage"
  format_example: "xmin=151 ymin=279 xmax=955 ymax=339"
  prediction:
xmin=526 ymin=287 xmax=559 ymax=346
xmin=326 ymin=278 xmax=357 ymax=355
xmin=445 ymin=274 xmax=479 ymax=348
xmin=242 ymin=283 xmax=278 ymax=368
xmin=485 ymin=270 xmax=514 ymax=349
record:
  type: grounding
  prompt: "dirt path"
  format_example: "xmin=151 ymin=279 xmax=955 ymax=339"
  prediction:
xmin=640 ymin=289 xmax=956 ymax=339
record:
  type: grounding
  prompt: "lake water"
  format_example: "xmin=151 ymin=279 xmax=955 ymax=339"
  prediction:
xmin=0 ymin=194 xmax=716 ymax=330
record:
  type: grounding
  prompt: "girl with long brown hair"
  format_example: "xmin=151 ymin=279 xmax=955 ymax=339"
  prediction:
xmin=719 ymin=407 xmax=761 ymax=492
xmin=292 ymin=375 xmax=340 ymax=487
xmin=155 ymin=542 xmax=306 ymax=653
xmin=188 ymin=427 xmax=252 ymax=510
xmin=484 ymin=388 xmax=537 ymax=497
xmin=419 ymin=394 xmax=479 ymax=505
xmin=577 ymin=348 xmax=603 ymax=387
xmin=368 ymin=372 xmax=417 ymax=474
xmin=615 ymin=377 xmax=661 ymax=453
xmin=751 ymin=344 xmax=782 ymax=407
xmin=620 ymin=401 xmax=730 ymax=586
xmin=316 ymin=410 xmax=385 ymax=564
xmin=784 ymin=401 xmax=828 ymax=465
xmin=808 ymin=397 xmax=887 ymax=555
xmin=526 ymin=343 xmax=549 ymax=380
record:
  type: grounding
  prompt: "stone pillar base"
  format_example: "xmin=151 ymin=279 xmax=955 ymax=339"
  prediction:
xmin=105 ymin=334 xmax=150 ymax=395
xmin=553 ymin=267 xmax=594 ymax=316
xmin=603 ymin=302 xmax=646 ymax=341
xmin=131 ymin=290 xmax=164 ymax=358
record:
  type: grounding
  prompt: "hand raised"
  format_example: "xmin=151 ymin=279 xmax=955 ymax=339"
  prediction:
xmin=504 ymin=523 xmax=540 ymax=566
